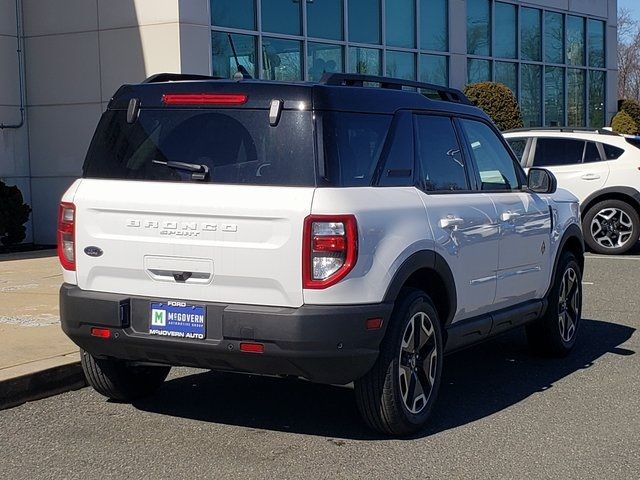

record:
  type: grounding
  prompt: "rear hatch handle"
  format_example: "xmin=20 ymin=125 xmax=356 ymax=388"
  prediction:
xmin=152 ymin=160 xmax=210 ymax=181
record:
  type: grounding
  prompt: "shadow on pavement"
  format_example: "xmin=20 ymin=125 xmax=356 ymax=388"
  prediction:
xmin=133 ymin=318 xmax=635 ymax=440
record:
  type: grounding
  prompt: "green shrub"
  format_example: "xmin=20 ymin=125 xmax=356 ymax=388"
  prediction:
xmin=611 ymin=110 xmax=638 ymax=135
xmin=0 ymin=180 xmax=31 ymax=246
xmin=463 ymin=82 xmax=524 ymax=131
xmin=619 ymin=99 xmax=640 ymax=133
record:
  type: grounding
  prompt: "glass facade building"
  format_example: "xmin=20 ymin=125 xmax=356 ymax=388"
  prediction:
xmin=210 ymin=0 xmax=616 ymax=128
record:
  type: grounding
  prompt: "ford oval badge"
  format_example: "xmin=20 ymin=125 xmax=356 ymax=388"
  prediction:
xmin=84 ymin=246 xmax=103 ymax=258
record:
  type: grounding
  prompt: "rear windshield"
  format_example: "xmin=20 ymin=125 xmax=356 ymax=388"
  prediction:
xmin=83 ymin=109 xmax=315 ymax=186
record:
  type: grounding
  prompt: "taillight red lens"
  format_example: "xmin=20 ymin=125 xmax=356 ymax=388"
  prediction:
xmin=57 ymin=202 xmax=76 ymax=271
xmin=162 ymin=93 xmax=248 ymax=105
xmin=303 ymin=215 xmax=358 ymax=289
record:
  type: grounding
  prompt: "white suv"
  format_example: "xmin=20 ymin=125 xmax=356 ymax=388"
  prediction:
xmin=504 ymin=128 xmax=640 ymax=255
xmin=59 ymin=73 xmax=584 ymax=436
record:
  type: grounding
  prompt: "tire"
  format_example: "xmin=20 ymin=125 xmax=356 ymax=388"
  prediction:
xmin=354 ymin=288 xmax=443 ymax=436
xmin=582 ymin=199 xmax=640 ymax=255
xmin=80 ymin=349 xmax=170 ymax=401
xmin=526 ymin=252 xmax=582 ymax=357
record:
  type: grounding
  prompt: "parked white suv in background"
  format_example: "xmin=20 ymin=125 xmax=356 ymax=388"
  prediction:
xmin=59 ymin=73 xmax=585 ymax=436
xmin=504 ymin=128 xmax=640 ymax=254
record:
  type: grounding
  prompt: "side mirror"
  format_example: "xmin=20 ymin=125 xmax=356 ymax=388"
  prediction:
xmin=527 ymin=168 xmax=557 ymax=194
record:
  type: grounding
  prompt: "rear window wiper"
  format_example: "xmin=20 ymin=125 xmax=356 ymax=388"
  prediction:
xmin=152 ymin=160 xmax=210 ymax=181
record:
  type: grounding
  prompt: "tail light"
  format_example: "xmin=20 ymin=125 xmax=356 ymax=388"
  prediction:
xmin=303 ymin=215 xmax=357 ymax=289
xmin=162 ymin=93 xmax=248 ymax=105
xmin=57 ymin=202 xmax=76 ymax=271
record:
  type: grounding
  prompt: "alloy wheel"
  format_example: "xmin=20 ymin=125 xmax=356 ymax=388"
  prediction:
xmin=558 ymin=266 xmax=580 ymax=343
xmin=398 ymin=312 xmax=438 ymax=414
xmin=590 ymin=207 xmax=634 ymax=249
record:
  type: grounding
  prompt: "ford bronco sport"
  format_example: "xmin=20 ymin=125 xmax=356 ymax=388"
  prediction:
xmin=59 ymin=73 xmax=584 ymax=436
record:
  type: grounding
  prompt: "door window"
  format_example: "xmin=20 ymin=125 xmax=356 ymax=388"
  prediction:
xmin=583 ymin=142 xmax=602 ymax=163
xmin=533 ymin=138 xmax=585 ymax=166
xmin=506 ymin=138 xmax=528 ymax=164
xmin=460 ymin=119 xmax=521 ymax=191
xmin=415 ymin=115 xmax=470 ymax=192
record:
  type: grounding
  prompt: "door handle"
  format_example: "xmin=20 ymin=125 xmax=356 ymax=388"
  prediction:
xmin=500 ymin=211 xmax=521 ymax=222
xmin=439 ymin=216 xmax=464 ymax=229
xmin=581 ymin=173 xmax=600 ymax=180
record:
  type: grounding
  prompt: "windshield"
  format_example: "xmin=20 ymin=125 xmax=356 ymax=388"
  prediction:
xmin=83 ymin=109 xmax=316 ymax=186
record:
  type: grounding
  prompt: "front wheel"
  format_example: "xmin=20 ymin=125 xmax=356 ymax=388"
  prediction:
xmin=583 ymin=200 xmax=639 ymax=255
xmin=80 ymin=349 xmax=171 ymax=401
xmin=526 ymin=252 xmax=582 ymax=356
xmin=355 ymin=288 xmax=443 ymax=436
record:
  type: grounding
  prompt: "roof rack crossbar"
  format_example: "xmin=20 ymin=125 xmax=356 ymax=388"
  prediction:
xmin=142 ymin=73 xmax=224 ymax=84
xmin=319 ymin=73 xmax=472 ymax=105
xmin=505 ymin=127 xmax=619 ymax=136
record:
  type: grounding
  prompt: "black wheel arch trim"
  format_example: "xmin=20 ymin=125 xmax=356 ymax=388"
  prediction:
xmin=546 ymin=223 xmax=584 ymax=299
xmin=383 ymin=250 xmax=457 ymax=327
xmin=580 ymin=186 xmax=640 ymax=216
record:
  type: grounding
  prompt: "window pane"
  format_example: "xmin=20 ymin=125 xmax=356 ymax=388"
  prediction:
xmin=212 ymin=32 xmax=257 ymax=79
xmin=545 ymin=66 xmax=565 ymax=127
xmin=262 ymin=38 xmax=302 ymax=81
xmin=584 ymin=142 xmax=601 ymax=163
xmin=349 ymin=0 xmax=381 ymax=44
xmin=307 ymin=0 xmax=343 ymax=40
xmin=507 ymin=139 xmax=527 ymax=163
xmin=378 ymin=113 xmax=415 ymax=187
xmin=415 ymin=115 xmax=469 ymax=191
xmin=386 ymin=0 xmax=415 ymax=48
xmin=545 ymin=12 xmax=564 ymax=64
xmin=322 ymin=113 xmax=392 ymax=187
xmin=467 ymin=0 xmax=490 ymax=56
xmin=521 ymin=64 xmax=542 ymax=127
xmin=495 ymin=62 xmax=517 ymax=95
xmin=588 ymin=19 xmax=605 ymax=68
xmin=211 ymin=0 xmax=255 ymax=30
xmin=308 ymin=42 xmax=343 ymax=81
xmin=261 ymin=0 xmax=300 ymax=35
xmin=521 ymin=7 xmax=542 ymax=62
xmin=603 ymin=144 xmax=624 ymax=160
xmin=589 ymin=70 xmax=606 ymax=128
xmin=468 ymin=59 xmax=491 ymax=84
xmin=533 ymin=139 xmax=585 ymax=166
xmin=495 ymin=2 xmax=516 ymax=59
xmin=567 ymin=15 xmax=585 ymax=66
xmin=420 ymin=54 xmax=448 ymax=86
xmin=348 ymin=47 xmax=381 ymax=75
xmin=420 ymin=0 xmax=448 ymax=51
xmin=568 ymin=68 xmax=585 ymax=126
xmin=386 ymin=51 xmax=415 ymax=80
xmin=461 ymin=119 xmax=519 ymax=190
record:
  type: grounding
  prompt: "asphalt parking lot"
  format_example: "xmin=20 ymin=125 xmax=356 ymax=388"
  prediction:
xmin=1 ymin=250 xmax=639 ymax=480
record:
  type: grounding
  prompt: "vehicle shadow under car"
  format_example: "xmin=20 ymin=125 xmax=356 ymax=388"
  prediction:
xmin=131 ymin=318 xmax=635 ymax=440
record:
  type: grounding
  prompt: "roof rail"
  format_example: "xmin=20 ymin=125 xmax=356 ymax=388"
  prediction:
xmin=142 ymin=73 xmax=223 ymax=84
xmin=319 ymin=73 xmax=472 ymax=105
xmin=505 ymin=126 xmax=620 ymax=136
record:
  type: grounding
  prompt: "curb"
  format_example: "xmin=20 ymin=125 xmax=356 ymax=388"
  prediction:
xmin=0 ymin=357 xmax=86 ymax=410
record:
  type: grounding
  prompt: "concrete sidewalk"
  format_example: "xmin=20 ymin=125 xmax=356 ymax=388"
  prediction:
xmin=0 ymin=251 xmax=85 ymax=408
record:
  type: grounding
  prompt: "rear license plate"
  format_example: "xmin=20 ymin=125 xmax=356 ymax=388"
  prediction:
xmin=149 ymin=301 xmax=206 ymax=340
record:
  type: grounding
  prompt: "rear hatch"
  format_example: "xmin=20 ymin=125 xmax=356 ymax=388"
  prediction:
xmin=72 ymin=84 xmax=316 ymax=308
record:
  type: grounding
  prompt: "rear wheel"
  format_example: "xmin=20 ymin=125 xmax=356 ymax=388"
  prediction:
xmin=80 ymin=349 xmax=170 ymax=401
xmin=583 ymin=199 xmax=639 ymax=255
xmin=526 ymin=252 xmax=582 ymax=356
xmin=354 ymin=288 xmax=443 ymax=436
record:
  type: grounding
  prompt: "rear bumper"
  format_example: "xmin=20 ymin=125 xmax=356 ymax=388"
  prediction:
xmin=60 ymin=284 xmax=393 ymax=384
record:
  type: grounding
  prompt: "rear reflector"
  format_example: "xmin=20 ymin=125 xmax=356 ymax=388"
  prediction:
xmin=239 ymin=342 xmax=265 ymax=354
xmin=366 ymin=318 xmax=384 ymax=330
xmin=162 ymin=93 xmax=248 ymax=105
xmin=91 ymin=328 xmax=111 ymax=339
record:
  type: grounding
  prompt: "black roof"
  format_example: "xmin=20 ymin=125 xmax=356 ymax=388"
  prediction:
xmin=108 ymin=72 xmax=489 ymax=120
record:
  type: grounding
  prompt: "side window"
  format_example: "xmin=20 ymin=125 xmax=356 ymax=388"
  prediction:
xmin=459 ymin=119 xmax=520 ymax=191
xmin=415 ymin=115 xmax=470 ymax=192
xmin=507 ymin=138 xmax=528 ymax=164
xmin=602 ymin=143 xmax=625 ymax=160
xmin=533 ymin=138 xmax=585 ymax=166
xmin=377 ymin=112 xmax=414 ymax=187
xmin=583 ymin=142 xmax=601 ymax=163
